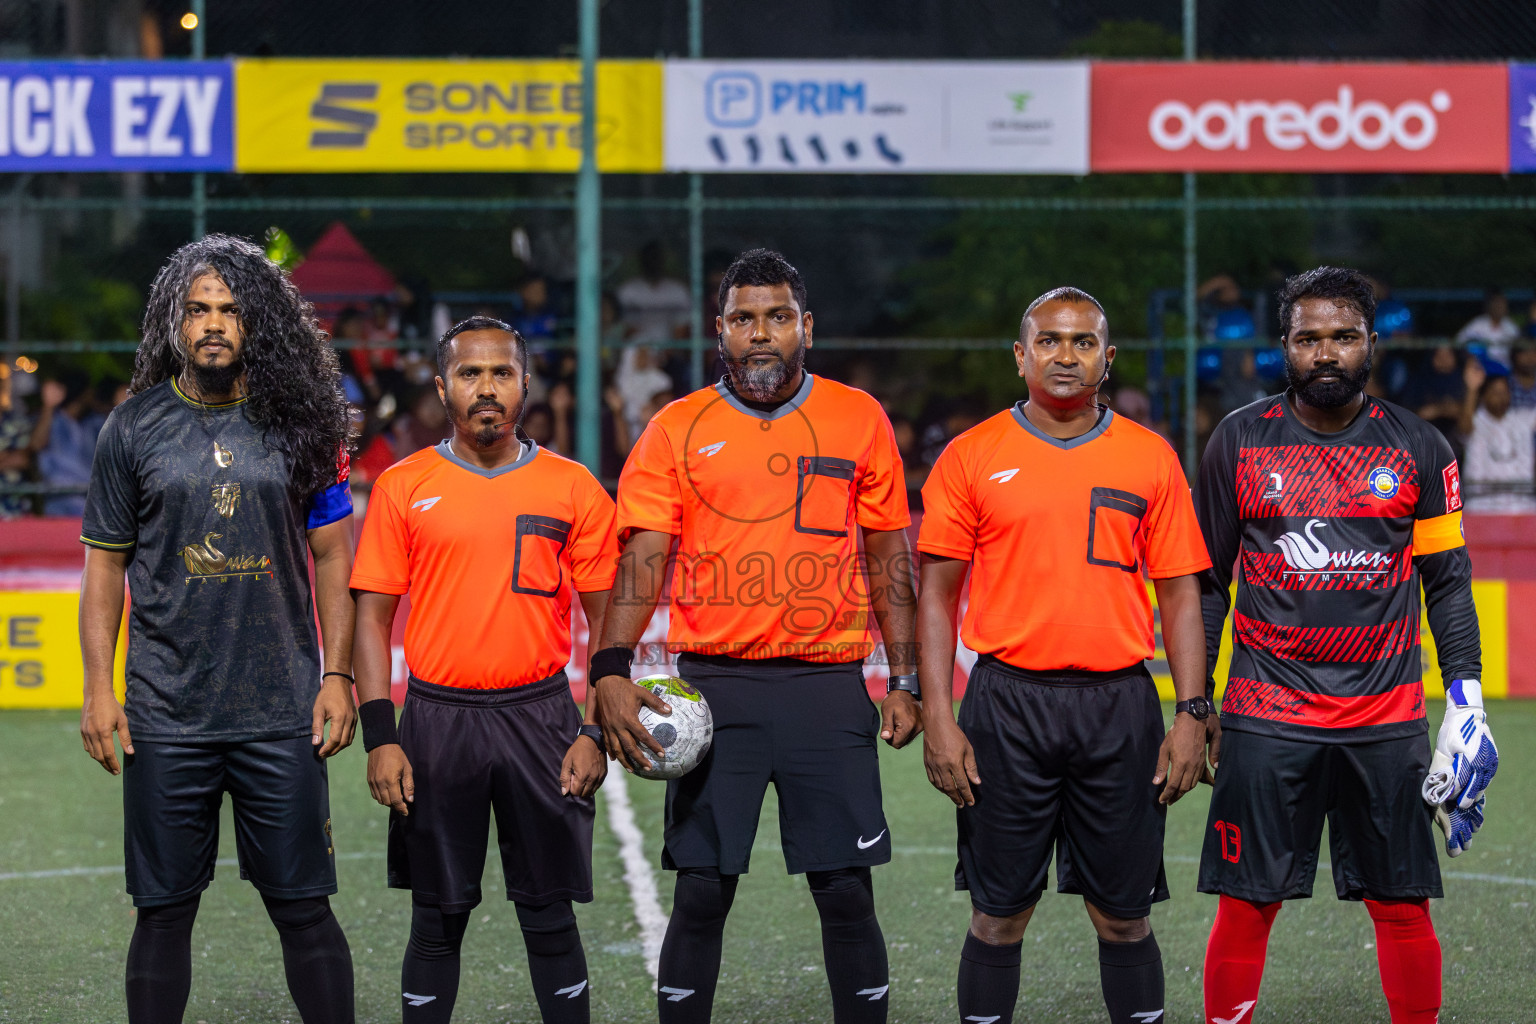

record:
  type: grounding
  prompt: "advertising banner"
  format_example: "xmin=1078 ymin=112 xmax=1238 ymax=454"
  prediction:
xmin=664 ymin=60 xmax=1090 ymax=174
xmin=1510 ymin=65 xmax=1536 ymax=173
xmin=1091 ymin=62 xmax=1507 ymax=173
xmin=0 ymin=60 xmax=232 ymax=172
xmin=0 ymin=591 xmax=125 ymax=709
xmin=233 ymin=58 xmax=662 ymax=172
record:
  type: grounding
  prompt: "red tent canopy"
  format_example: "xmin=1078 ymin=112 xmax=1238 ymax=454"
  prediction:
xmin=289 ymin=221 xmax=396 ymax=301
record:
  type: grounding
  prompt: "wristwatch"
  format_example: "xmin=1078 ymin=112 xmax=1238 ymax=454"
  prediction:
xmin=1175 ymin=696 xmax=1214 ymax=720
xmin=886 ymin=673 xmax=921 ymax=699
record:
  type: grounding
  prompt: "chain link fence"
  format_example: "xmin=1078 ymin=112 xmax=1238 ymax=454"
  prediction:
xmin=4 ymin=0 xmax=1536 ymax=511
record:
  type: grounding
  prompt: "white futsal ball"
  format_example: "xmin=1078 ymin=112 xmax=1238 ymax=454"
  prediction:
xmin=631 ymin=674 xmax=713 ymax=781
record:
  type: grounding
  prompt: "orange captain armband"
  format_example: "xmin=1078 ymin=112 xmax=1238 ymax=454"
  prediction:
xmin=1411 ymin=511 xmax=1465 ymax=557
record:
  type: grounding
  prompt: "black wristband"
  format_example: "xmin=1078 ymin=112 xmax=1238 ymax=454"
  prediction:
xmin=578 ymin=724 xmax=604 ymax=747
xmin=358 ymin=698 xmax=400 ymax=752
xmin=589 ymin=646 xmax=634 ymax=684
xmin=322 ymin=671 xmax=354 ymax=684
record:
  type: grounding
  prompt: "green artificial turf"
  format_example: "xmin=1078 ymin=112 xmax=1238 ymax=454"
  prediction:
xmin=2 ymin=703 xmax=1533 ymax=1022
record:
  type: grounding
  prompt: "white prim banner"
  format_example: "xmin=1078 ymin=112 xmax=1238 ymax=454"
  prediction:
xmin=663 ymin=60 xmax=1090 ymax=174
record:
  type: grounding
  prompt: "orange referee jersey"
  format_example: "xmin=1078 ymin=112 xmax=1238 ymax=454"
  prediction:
xmin=617 ymin=374 xmax=910 ymax=663
xmin=351 ymin=440 xmax=618 ymax=689
xmin=919 ymin=406 xmax=1210 ymax=673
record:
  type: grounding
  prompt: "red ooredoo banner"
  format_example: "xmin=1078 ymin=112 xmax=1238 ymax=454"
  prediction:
xmin=1091 ymin=63 xmax=1507 ymax=172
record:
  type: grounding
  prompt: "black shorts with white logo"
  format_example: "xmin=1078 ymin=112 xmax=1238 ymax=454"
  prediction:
xmin=956 ymin=656 xmax=1169 ymax=919
xmin=1198 ymin=726 xmax=1443 ymax=902
xmin=663 ymin=653 xmax=890 ymax=876
xmin=388 ymin=672 xmax=594 ymax=912
xmin=123 ymin=735 xmax=336 ymax=908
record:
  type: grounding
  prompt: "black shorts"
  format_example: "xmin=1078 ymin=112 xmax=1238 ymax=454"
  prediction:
xmin=1198 ymin=727 xmax=1443 ymax=902
xmin=123 ymin=735 xmax=335 ymax=908
xmin=663 ymin=653 xmax=890 ymax=876
xmin=956 ymin=656 xmax=1169 ymax=920
xmin=388 ymin=672 xmax=594 ymax=912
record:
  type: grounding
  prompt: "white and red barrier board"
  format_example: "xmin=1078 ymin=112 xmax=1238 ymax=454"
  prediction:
xmin=1090 ymin=62 xmax=1508 ymax=173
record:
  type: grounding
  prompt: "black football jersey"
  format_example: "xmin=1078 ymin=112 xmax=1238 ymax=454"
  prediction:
xmin=1196 ymin=392 xmax=1480 ymax=742
xmin=81 ymin=379 xmax=351 ymax=743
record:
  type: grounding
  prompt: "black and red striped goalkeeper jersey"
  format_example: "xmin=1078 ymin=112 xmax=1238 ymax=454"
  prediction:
xmin=1196 ymin=392 xmax=1481 ymax=742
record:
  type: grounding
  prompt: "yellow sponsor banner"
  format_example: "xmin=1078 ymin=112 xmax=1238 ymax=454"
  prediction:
xmin=1147 ymin=579 xmax=1508 ymax=701
xmin=234 ymin=58 xmax=663 ymax=173
xmin=0 ymin=592 xmax=125 ymax=709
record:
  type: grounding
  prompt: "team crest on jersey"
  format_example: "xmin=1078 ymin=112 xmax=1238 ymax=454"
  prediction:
xmin=1367 ymin=466 xmax=1400 ymax=500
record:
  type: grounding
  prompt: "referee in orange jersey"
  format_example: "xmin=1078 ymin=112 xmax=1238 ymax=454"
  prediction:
xmin=917 ymin=288 xmax=1215 ymax=1024
xmin=351 ymin=318 xmax=618 ymax=1024
xmin=592 ymin=249 xmax=920 ymax=1024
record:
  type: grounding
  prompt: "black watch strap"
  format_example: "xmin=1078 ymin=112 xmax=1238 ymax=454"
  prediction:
xmin=886 ymin=673 xmax=921 ymax=698
xmin=577 ymin=724 xmax=604 ymax=746
xmin=1175 ymin=696 xmax=1212 ymax=720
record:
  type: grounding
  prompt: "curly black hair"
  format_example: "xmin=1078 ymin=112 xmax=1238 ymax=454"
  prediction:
xmin=717 ymin=248 xmax=807 ymax=315
xmin=131 ymin=234 xmax=351 ymax=502
xmin=1277 ymin=266 xmax=1376 ymax=338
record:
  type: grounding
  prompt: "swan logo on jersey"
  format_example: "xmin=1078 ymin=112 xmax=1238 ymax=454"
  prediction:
xmin=1368 ymin=465 xmax=1400 ymax=500
xmin=1273 ymin=518 xmax=1391 ymax=574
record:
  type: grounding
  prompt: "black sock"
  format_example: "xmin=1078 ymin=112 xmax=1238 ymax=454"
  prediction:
xmin=657 ymin=867 xmax=740 ymax=1024
xmin=401 ymin=900 xmax=470 ymax=1024
xmin=126 ymin=896 xmax=199 ymax=1024
xmin=261 ymin=894 xmax=355 ymax=1024
xmin=807 ymin=868 xmax=889 ymax=1024
xmin=516 ymin=901 xmax=590 ymax=1024
xmin=1097 ymin=933 xmax=1164 ymax=1024
xmin=957 ymin=931 xmax=1022 ymax=1024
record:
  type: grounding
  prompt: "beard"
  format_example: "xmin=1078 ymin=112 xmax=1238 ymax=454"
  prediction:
xmin=721 ymin=337 xmax=807 ymax=402
xmin=185 ymin=346 xmax=245 ymax=397
xmin=1285 ymin=351 xmax=1372 ymax=409
xmin=458 ymin=396 xmax=520 ymax=447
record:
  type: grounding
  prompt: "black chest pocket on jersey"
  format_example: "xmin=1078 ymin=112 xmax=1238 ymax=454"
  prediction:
xmin=511 ymin=514 xmax=572 ymax=597
xmin=1086 ymin=487 xmax=1148 ymax=573
xmin=795 ymin=456 xmax=857 ymax=538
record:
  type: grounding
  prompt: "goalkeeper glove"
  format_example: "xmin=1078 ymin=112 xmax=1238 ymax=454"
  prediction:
xmin=1424 ymin=749 xmax=1486 ymax=858
xmin=1434 ymin=678 xmax=1498 ymax=810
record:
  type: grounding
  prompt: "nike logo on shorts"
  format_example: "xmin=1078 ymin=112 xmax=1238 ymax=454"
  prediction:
xmin=856 ymin=830 xmax=886 ymax=850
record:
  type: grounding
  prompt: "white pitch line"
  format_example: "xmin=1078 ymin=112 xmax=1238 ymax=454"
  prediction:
xmin=601 ymin=768 xmax=669 ymax=981
xmin=0 ymin=849 xmax=382 ymax=883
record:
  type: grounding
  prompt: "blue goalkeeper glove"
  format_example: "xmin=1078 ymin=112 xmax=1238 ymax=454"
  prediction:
xmin=1442 ymin=797 xmax=1485 ymax=859
xmin=1436 ymin=678 xmax=1498 ymax=810
xmin=1423 ymin=679 xmax=1496 ymax=858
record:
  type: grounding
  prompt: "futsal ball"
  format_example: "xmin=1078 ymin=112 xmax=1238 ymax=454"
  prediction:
xmin=631 ymin=674 xmax=713 ymax=781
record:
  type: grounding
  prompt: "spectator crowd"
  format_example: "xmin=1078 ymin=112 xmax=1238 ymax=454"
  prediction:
xmin=4 ymin=250 xmax=1535 ymax=517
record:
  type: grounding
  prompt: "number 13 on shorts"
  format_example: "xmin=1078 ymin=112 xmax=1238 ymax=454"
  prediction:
xmin=1214 ymin=820 xmax=1242 ymax=864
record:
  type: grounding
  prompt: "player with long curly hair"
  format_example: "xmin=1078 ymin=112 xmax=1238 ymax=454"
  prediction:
xmin=80 ymin=234 xmax=359 ymax=1024
xmin=130 ymin=233 xmax=351 ymax=500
